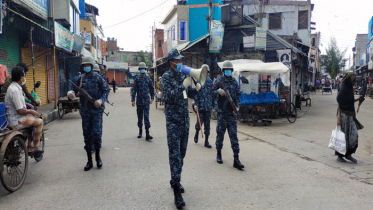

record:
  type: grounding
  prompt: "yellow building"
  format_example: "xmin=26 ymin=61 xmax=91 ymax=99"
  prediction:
xmin=80 ymin=19 xmax=95 ymax=55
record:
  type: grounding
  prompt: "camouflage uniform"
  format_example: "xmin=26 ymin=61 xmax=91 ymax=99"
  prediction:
xmin=162 ymin=69 xmax=198 ymax=186
xmin=212 ymin=76 xmax=241 ymax=155
xmin=131 ymin=75 xmax=154 ymax=129
xmin=74 ymin=73 xmax=109 ymax=152
xmin=194 ymin=78 xmax=213 ymax=135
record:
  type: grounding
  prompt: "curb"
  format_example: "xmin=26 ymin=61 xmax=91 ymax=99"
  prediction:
xmin=43 ymin=109 xmax=58 ymax=125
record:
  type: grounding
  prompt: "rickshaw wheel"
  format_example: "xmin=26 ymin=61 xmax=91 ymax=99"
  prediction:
xmin=287 ymin=103 xmax=297 ymax=123
xmin=252 ymin=105 xmax=269 ymax=126
xmin=0 ymin=135 xmax=28 ymax=193
xmin=58 ymin=103 xmax=64 ymax=119
xmin=34 ymin=133 xmax=45 ymax=162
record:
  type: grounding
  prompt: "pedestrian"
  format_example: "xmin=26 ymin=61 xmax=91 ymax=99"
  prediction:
xmin=212 ymin=60 xmax=244 ymax=170
xmin=0 ymin=63 xmax=9 ymax=90
xmin=112 ymin=78 xmax=116 ymax=93
xmin=131 ymin=62 xmax=154 ymax=141
xmin=68 ymin=56 xmax=109 ymax=171
xmin=321 ymin=78 xmax=325 ymax=87
xmin=336 ymin=72 xmax=363 ymax=163
xmin=162 ymin=48 xmax=201 ymax=209
xmin=193 ymin=72 xmax=213 ymax=148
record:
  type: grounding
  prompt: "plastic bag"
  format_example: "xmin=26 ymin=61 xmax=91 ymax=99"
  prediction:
xmin=328 ymin=126 xmax=346 ymax=155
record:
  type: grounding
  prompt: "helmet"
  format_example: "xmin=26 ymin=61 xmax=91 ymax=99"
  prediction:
xmin=139 ymin=62 xmax=147 ymax=69
xmin=82 ymin=56 xmax=95 ymax=66
xmin=222 ymin=60 xmax=233 ymax=70
xmin=159 ymin=76 xmax=162 ymax=80
xmin=167 ymin=48 xmax=184 ymax=61
xmin=93 ymin=64 xmax=100 ymax=72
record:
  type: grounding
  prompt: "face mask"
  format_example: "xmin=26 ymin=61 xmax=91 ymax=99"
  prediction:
xmin=83 ymin=67 xmax=91 ymax=73
xmin=140 ymin=70 xmax=146 ymax=74
xmin=22 ymin=77 xmax=26 ymax=85
xmin=224 ymin=70 xmax=232 ymax=77
xmin=172 ymin=62 xmax=183 ymax=72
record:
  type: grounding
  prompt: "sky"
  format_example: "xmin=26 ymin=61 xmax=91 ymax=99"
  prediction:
xmin=86 ymin=0 xmax=373 ymax=67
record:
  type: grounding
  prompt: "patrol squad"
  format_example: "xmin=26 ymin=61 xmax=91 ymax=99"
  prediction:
xmin=212 ymin=60 xmax=245 ymax=170
xmin=131 ymin=62 xmax=155 ymax=141
xmin=161 ymin=49 xmax=201 ymax=209
xmin=69 ymin=56 xmax=109 ymax=171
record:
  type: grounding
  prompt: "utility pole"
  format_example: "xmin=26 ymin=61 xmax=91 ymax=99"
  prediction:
xmin=258 ymin=0 xmax=263 ymax=27
xmin=208 ymin=0 xmax=213 ymax=78
xmin=52 ymin=0 xmax=58 ymax=109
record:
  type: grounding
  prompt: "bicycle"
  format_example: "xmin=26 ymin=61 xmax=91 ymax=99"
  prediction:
xmin=268 ymin=98 xmax=297 ymax=123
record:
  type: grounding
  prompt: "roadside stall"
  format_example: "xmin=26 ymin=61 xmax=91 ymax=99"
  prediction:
xmin=217 ymin=59 xmax=296 ymax=126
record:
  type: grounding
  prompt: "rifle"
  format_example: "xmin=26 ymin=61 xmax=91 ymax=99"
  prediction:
xmin=357 ymin=79 xmax=367 ymax=113
xmin=195 ymin=106 xmax=204 ymax=138
xmin=106 ymin=99 xmax=114 ymax=106
xmin=69 ymin=80 xmax=110 ymax=116
xmin=219 ymin=82 xmax=239 ymax=116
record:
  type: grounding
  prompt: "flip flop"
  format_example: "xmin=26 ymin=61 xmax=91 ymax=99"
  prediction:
xmin=337 ymin=157 xmax=347 ymax=163
xmin=345 ymin=157 xmax=358 ymax=164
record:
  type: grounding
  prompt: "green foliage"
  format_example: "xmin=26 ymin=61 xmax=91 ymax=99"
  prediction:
xmin=323 ymin=37 xmax=347 ymax=78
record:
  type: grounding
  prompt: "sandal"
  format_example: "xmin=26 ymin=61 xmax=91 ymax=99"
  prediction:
xmin=337 ymin=157 xmax=347 ymax=163
xmin=345 ymin=157 xmax=358 ymax=164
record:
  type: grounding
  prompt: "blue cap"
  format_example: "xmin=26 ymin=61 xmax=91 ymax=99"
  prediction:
xmin=167 ymin=48 xmax=184 ymax=61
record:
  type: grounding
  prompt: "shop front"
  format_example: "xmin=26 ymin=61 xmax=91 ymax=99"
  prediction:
xmin=106 ymin=62 xmax=128 ymax=85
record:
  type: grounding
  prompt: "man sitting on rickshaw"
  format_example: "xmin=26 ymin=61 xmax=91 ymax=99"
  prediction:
xmin=5 ymin=66 xmax=43 ymax=157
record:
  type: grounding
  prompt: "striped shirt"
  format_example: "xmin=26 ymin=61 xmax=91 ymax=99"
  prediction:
xmin=5 ymin=82 xmax=26 ymax=126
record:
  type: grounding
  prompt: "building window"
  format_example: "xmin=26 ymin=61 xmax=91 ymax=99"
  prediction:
xmin=123 ymin=56 xmax=127 ymax=61
xmin=298 ymin=11 xmax=309 ymax=30
xmin=133 ymin=56 xmax=138 ymax=61
xmin=312 ymin=38 xmax=316 ymax=47
xmin=268 ymin=13 xmax=281 ymax=30
xmin=180 ymin=21 xmax=187 ymax=41
xmin=158 ymin=40 xmax=162 ymax=47
xmin=172 ymin=26 xmax=176 ymax=41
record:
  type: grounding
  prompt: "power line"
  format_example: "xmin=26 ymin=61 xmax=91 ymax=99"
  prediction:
xmin=104 ymin=0 xmax=169 ymax=29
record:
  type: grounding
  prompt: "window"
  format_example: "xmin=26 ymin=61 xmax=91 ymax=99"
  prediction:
xmin=133 ymin=56 xmax=138 ymax=61
xmin=269 ymin=13 xmax=281 ymax=30
xmin=123 ymin=56 xmax=127 ymax=61
xmin=180 ymin=21 xmax=187 ymax=41
xmin=298 ymin=11 xmax=309 ymax=30
xmin=158 ymin=40 xmax=162 ymax=47
xmin=312 ymin=38 xmax=316 ymax=47
xmin=172 ymin=26 xmax=176 ymax=41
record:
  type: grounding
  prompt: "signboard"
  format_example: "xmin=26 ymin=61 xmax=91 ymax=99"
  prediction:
xmin=72 ymin=34 xmax=84 ymax=53
xmin=209 ymin=21 xmax=225 ymax=53
xmin=54 ymin=22 xmax=74 ymax=53
xmin=243 ymin=35 xmax=255 ymax=48
xmin=20 ymin=0 xmax=48 ymax=18
xmin=107 ymin=61 xmax=128 ymax=70
xmin=101 ymin=40 xmax=106 ymax=56
xmin=85 ymin=34 xmax=91 ymax=44
xmin=277 ymin=49 xmax=292 ymax=72
xmin=255 ymin=27 xmax=267 ymax=50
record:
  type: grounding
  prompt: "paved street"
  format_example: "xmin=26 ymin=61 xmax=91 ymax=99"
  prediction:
xmin=1 ymin=88 xmax=372 ymax=210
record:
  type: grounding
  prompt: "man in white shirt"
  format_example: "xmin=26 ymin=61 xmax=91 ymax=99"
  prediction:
xmin=5 ymin=66 xmax=43 ymax=157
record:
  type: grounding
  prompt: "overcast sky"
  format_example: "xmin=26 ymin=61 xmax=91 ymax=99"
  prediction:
xmin=87 ymin=0 xmax=373 ymax=66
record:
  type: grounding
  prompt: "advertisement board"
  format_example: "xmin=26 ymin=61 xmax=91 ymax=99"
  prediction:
xmin=209 ymin=21 xmax=225 ymax=53
xmin=72 ymin=34 xmax=84 ymax=53
xmin=255 ymin=27 xmax=267 ymax=50
xmin=101 ymin=40 xmax=106 ymax=56
xmin=243 ymin=35 xmax=255 ymax=48
xmin=20 ymin=0 xmax=48 ymax=18
xmin=54 ymin=21 xmax=74 ymax=53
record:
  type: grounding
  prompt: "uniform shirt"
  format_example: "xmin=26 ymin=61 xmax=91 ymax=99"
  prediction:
xmin=161 ymin=69 xmax=197 ymax=113
xmin=1 ymin=76 xmax=27 ymax=96
xmin=0 ymin=64 xmax=9 ymax=85
xmin=212 ymin=76 xmax=241 ymax=114
xmin=5 ymin=82 xmax=27 ymax=126
xmin=194 ymin=78 xmax=213 ymax=111
xmin=74 ymin=73 xmax=109 ymax=110
xmin=131 ymin=75 xmax=154 ymax=106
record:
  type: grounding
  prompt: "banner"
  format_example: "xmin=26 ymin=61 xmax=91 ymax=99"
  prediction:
xmin=54 ymin=22 xmax=74 ymax=53
xmin=209 ymin=21 xmax=225 ymax=53
xmin=20 ymin=0 xmax=48 ymax=18
xmin=243 ymin=35 xmax=255 ymax=48
xmin=255 ymin=27 xmax=267 ymax=50
xmin=277 ymin=49 xmax=292 ymax=72
xmin=101 ymin=40 xmax=106 ymax=56
xmin=72 ymin=34 xmax=84 ymax=53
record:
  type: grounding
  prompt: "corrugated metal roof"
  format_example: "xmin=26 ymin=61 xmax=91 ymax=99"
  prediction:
xmin=182 ymin=34 xmax=210 ymax=51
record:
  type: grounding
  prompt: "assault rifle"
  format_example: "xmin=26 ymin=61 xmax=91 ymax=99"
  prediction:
xmin=219 ymin=82 xmax=239 ymax=116
xmin=69 ymin=80 xmax=109 ymax=116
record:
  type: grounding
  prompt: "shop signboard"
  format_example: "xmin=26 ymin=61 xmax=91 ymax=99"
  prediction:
xmin=72 ymin=34 xmax=84 ymax=53
xmin=101 ymin=40 xmax=106 ymax=56
xmin=255 ymin=27 xmax=267 ymax=50
xmin=107 ymin=61 xmax=128 ymax=70
xmin=54 ymin=21 xmax=74 ymax=53
xmin=20 ymin=0 xmax=48 ymax=18
xmin=243 ymin=35 xmax=255 ymax=48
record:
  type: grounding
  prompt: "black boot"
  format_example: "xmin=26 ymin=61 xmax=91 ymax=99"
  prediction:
xmin=84 ymin=151 xmax=93 ymax=171
xmin=169 ymin=182 xmax=185 ymax=193
xmin=172 ymin=182 xmax=186 ymax=209
xmin=194 ymin=130 xmax=199 ymax=143
xmin=204 ymin=135 xmax=212 ymax=148
xmin=217 ymin=150 xmax=223 ymax=164
xmin=95 ymin=149 xmax=103 ymax=168
xmin=137 ymin=128 xmax=142 ymax=138
xmin=233 ymin=154 xmax=245 ymax=170
xmin=145 ymin=129 xmax=153 ymax=141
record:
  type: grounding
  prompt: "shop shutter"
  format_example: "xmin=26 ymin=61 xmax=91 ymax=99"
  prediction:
xmin=22 ymin=48 xmax=49 ymax=105
xmin=0 ymin=28 xmax=20 ymax=72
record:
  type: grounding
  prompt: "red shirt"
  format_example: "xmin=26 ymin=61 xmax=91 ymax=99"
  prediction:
xmin=0 ymin=64 xmax=9 ymax=85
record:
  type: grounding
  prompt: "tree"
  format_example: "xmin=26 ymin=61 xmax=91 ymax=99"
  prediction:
xmin=139 ymin=50 xmax=153 ymax=66
xmin=322 ymin=37 xmax=347 ymax=78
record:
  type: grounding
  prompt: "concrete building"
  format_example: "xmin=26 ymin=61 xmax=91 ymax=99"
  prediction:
xmin=310 ymin=32 xmax=321 ymax=82
xmin=353 ymin=34 xmax=368 ymax=70
xmin=155 ymin=29 xmax=165 ymax=59
xmin=54 ymin=0 xmax=80 ymax=34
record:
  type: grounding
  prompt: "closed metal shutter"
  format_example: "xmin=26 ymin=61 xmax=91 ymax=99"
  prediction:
xmin=0 ymin=28 xmax=20 ymax=71
xmin=21 ymin=48 xmax=49 ymax=105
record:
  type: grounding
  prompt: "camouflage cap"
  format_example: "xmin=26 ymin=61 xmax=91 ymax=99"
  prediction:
xmin=167 ymin=48 xmax=184 ymax=61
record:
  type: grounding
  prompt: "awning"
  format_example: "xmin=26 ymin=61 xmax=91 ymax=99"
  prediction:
xmin=182 ymin=34 xmax=210 ymax=52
